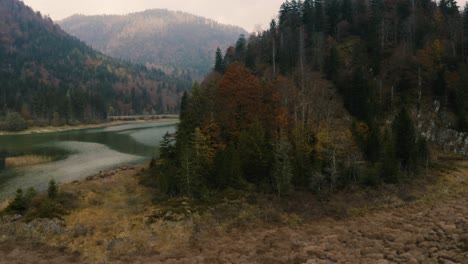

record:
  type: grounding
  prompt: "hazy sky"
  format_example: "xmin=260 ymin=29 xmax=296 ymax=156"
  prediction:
xmin=21 ymin=0 xmax=286 ymax=32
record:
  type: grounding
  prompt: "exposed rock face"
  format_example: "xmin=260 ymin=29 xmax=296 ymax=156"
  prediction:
xmin=416 ymin=100 xmax=468 ymax=156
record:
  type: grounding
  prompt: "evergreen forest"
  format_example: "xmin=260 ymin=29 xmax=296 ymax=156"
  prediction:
xmin=154 ymin=0 xmax=468 ymax=198
xmin=0 ymin=0 xmax=191 ymax=130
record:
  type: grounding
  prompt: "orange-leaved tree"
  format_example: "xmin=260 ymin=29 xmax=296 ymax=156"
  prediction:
xmin=216 ymin=63 xmax=272 ymax=138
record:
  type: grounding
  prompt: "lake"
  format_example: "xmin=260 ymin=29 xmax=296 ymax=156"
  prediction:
xmin=0 ymin=121 xmax=177 ymax=201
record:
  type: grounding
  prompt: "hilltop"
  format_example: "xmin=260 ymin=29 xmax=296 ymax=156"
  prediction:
xmin=59 ymin=10 xmax=247 ymax=79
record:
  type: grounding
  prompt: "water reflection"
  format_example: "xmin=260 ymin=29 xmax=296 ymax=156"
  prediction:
xmin=0 ymin=121 xmax=177 ymax=200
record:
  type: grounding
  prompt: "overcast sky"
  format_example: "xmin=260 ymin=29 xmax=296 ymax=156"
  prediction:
xmin=21 ymin=0 xmax=286 ymax=32
xmin=20 ymin=0 xmax=468 ymax=32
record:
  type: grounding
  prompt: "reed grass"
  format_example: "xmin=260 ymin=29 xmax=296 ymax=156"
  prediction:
xmin=5 ymin=155 xmax=53 ymax=168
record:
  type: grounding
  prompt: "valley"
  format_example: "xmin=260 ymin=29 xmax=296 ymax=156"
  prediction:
xmin=1 ymin=0 xmax=467 ymax=263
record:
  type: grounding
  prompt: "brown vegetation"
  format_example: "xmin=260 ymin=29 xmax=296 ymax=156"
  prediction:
xmin=5 ymin=155 xmax=53 ymax=168
xmin=0 ymin=157 xmax=466 ymax=263
xmin=0 ymin=118 xmax=178 ymax=136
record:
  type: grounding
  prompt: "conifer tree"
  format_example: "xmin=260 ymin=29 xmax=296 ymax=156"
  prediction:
xmin=380 ymin=130 xmax=399 ymax=183
xmin=6 ymin=188 xmax=27 ymax=213
xmin=214 ymin=47 xmax=225 ymax=73
xmin=392 ymin=107 xmax=417 ymax=171
xmin=212 ymin=144 xmax=243 ymax=189
xmin=160 ymin=132 xmax=175 ymax=160
xmin=324 ymin=44 xmax=339 ymax=81
xmin=48 ymin=179 xmax=58 ymax=200
xmin=272 ymin=133 xmax=293 ymax=198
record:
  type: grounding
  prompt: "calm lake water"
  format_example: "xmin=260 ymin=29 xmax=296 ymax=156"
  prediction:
xmin=0 ymin=121 xmax=177 ymax=201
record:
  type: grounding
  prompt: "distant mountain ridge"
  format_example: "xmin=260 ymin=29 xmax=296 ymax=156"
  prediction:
xmin=0 ymin=0 xmax=189 ymax=127
xmin=59 ymin=9 xmax=248 ymax=79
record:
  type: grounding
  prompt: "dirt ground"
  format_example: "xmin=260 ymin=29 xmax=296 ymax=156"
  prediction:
xmin=147 ymin=191 xmax=466 ymax=264
xmin=0 ymin=160 xmax=466 ymax=264
xmin=0 ymin=240 xmax=80 ymax=264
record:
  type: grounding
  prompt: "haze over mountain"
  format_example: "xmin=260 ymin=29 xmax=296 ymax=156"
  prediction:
xmin=0 ymin=0 xmax=188 ymax=128
xmin=59 ymin=10 xmax=248 ymax=79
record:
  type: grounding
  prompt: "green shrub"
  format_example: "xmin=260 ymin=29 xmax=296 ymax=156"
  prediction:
xmin=32 ymin=119 xmax=50 ymax=127
xmin=48 ymin=179 xmax=58 ymax=199
xmin=3 ymin=112 xmax=28 ymax=131
xmin=33 ymin=198 xmax=66 ymax=219
xmin=67 ymin=119 xmax=81 ymax=126
xmin=5 ymin=189 xmax=27 ymax=214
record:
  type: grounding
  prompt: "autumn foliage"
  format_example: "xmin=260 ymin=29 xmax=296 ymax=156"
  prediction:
xmin=216 ymin=63 xmax=279 ymax=138
xmin=151 ymin=0 xmax=460 ymax=198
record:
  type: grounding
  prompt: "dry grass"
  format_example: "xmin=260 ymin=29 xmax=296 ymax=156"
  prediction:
xmin=0 ymin=155 xmax=466 ymax=263
xmin=53 ymin=167 xmax=196 ymax=262
xmin=0 ymin=200 xmax=9 ymax=211
xmin=5 ymin=155 xmax=53 ymax=168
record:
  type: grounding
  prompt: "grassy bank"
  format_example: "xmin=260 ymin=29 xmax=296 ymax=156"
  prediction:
xmin=0 ymin=157 xmax=466 ymax=263
xmin=0 ymin=118 xmax=178 ymax=136
xmin=5 ymin=155 xmax=53 ymax=168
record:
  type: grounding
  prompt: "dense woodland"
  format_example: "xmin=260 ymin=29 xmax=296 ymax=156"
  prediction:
xmin=154 ymin=0 xmax=468 ymax=198
xmin=59 ymin=10 xmax=247 ymax=81
xmin=0 ymin=0 xmax=191 ymax=130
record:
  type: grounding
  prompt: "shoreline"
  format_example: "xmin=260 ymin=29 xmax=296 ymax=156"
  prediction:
xmin=0 ymin=118 xmax=179 ymax=136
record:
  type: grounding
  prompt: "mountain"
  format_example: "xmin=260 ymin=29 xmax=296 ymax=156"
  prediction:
xmin=59 ymin=10 xmax=248 ymax=79
xmin=0 ymin=0 xmax=190 ymax=128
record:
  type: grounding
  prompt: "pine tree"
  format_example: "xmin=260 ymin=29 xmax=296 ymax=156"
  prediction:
xmin=214 ymin=47 xmax=225 ymax=73
xmin=213 ymin=143 xmax=243 ymax=189
xmin=177 ymin=146 xmax=196 ymax=197
xmin=324 ymin=44 xmax=339 ymax=81
xmin=160 ymin=132 xmax=174 ymax=160
xmin=346 ymin=67 xmax=375 ymax=123
xmin=0 ymin=151 xmax=5 ymax=170
xmin=48 ymin=179 xmax=58 ymax=200
xmin=272 ymin=133 xmax=293 ymax=198
xmin=325 ymin=0 xmax=341 ymax=37
xmin=6 ymin=188 xmax=27 ymax=213
xmin=463 ymin=4 xmax=468 ymax=61
xmin=235 ymin=34 xmax=247 ymax=62
xmin=315 ymin=0 xmax=325 ymax=32
xmin=342 ymin=0 xmax=354 ymax=23
xmin=392 ymin=107 xmax=417 ymax=172
xmin=380 ymin=130 xmax=399 ymax=183
xmin=439 ymin=0 xmax=459 ymax=17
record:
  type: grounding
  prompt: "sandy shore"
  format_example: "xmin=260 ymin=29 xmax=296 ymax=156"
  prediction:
xmin=0 ymin=118 xmax=178 ymax=136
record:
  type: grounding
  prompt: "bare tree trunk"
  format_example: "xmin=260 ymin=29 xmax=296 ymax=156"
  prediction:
xmin=331 ymin=146 xmax=336 ymax=191
xmin=272 ymin=37 xmax=276 ymax=78
xmin=379 ymin=78 xmax=383 ymax=105
xmin=418 ymin=67 xmax=422 ymax=103
xmin=185 ymin=154 xmax=191 ymax=197
xmin=412 ymin=0 xmax=416 ymax=44
xmin=300 ymin=26 xmax=305 ymax=122
xmin=381 ymin=19 xmax=385 ymax=50
xmin=391 ymin=85 xmax=394 ymax=108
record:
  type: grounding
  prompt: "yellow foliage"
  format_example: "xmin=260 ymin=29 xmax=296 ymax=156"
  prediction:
xmin=354 ymin=121 xmax=370 ymax=140
xmin=314 ymin=121 xmax=357 ymax=162
xmin=5 ymin=155 xmax=53 ymax=168
xmin=417 ymin=39 xmax=444 ymax=75
xmin=201 ymin=114 xmax=225 ymax=152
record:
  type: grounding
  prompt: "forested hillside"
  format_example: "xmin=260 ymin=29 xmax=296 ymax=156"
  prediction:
xmin=59 ymin=10 xmax=247 ymax=80
xmin=154 ymin=0 xmax=468 ymax=198
xmin=0 ymin=0 xmax=190 ymax=130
